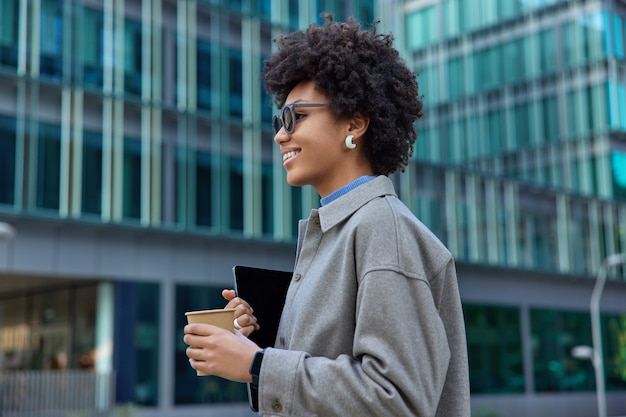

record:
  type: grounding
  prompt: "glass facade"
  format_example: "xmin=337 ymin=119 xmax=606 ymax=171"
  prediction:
xmin=405 ymin=1 xmax=626 ymax=277
xmin=0 ymin=0 xmax=374 ymax=241
xmin=408 ymin=2 xmax=625 ymax=200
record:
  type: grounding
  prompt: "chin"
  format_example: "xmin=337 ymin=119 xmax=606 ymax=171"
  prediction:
xmin=285 ymin=173 xmax=309 ymax=188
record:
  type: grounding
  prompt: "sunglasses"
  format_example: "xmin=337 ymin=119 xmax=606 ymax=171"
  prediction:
xmin=272 ymin=103 xmax=330 ymax=134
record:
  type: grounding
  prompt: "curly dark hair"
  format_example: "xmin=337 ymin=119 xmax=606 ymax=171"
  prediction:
xmin=263 ymin=14 xmax=423 ymax=176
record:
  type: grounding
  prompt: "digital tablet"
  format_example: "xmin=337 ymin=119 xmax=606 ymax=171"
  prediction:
xmin=233 ymin=265 xmax=292 ymax=412
xmin=232 ymin=265 xmax=292 ymax=348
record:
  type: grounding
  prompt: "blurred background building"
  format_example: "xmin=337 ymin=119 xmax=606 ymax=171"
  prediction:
xmin=0 ymin=0 xmax=624 ymax=416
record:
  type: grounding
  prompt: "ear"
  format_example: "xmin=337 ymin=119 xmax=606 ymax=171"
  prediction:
xmin=347 ymin=113 xmax=370 ymax=140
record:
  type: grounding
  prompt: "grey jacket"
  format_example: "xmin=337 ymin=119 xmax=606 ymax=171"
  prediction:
xmin=258 ymin=176 xmax=470 ymax=416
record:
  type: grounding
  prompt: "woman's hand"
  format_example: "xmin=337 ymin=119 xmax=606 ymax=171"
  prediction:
xmin=222 ymin=289 xmax=260 ymax=337
xmin=184 ymin=323 xmax=261 ymax=382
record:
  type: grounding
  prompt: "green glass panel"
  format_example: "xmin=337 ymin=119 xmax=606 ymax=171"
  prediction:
xmin=464 ymin=304 xmax=524 ymax=394
xmin=196 ymin=150 xmax=213 ymax=227
xmin=123 ymin=138 xmax=142 ymax=220
xmin=531 ymin=308 xmax=594 ymax=392
xmin=0 ymin=115 xmax=16 ymax=205
xmin=82 ymin=131 xmax=103 ymax=215
xmin=36 ymin=123 xmax=61 ymax=211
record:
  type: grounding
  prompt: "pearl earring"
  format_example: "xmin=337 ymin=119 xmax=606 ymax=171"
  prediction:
xmin=345 ymin=135 xmax=356 ymax=149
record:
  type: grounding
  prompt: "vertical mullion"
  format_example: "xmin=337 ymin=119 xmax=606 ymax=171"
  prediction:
xmin=71 ymin=89 xmax=84 ymax=217
xmin=505 ymin=182 xmax=520 ymax=267
xmin=31 ymin=0 xmax=41 ymax=77
xmin=467 ymin=175 xmax=480 ymax=262
xmin=17 ymin=0 xmax=28 ymax=75
xmin=556 ymin=193 xmax=571 ymax=273
xmin=242 ymin=16 xmax=260 ymax=237
xmin=445 ymin=170 xmax=459 ymax=256
xmin=151 ymin=0 xmax=163 ymax=226
xmin=111 ymin=0 xmax=125 ymax=221
xmin=60 ymin=87 xmax=72 ymax=217
xmin=141 ymin=0 xmax=152 ymax=226
xmin=101 ymin=0 xmax=114 ymax=221
xmin=485 ymin=179 xmax=499 ymax=264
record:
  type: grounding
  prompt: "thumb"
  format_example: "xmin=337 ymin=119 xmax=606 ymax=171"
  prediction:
xmin=222 ymin=289 xmax=236 ymax=301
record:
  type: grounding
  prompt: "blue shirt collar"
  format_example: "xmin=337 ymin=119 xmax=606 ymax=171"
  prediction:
xmin=320 ymin=175 xmax=377 ymax=206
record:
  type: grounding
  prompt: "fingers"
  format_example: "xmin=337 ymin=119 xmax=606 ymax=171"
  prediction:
xmin=224 ymin=293 xmax=253 ymax=311
xmin=184 ymin=328 xmax=262 ymax=382
xmin=223 ymin=293 xmax=260 ymax=335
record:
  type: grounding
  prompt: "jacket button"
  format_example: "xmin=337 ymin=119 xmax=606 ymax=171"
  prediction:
xmin=279 ymin=337 xmax=285 ymax=346
xmin=272 ymin=399 xmax=283 ymax=412
xmin=313 ymin=218 xmax=320 ymax=226
xmin=294 ymin=273 xmax=302 ymax=282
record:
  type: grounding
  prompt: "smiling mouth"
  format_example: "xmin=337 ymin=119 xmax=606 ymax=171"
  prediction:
xmin=282 ymin=151 xmax=300 ymax=163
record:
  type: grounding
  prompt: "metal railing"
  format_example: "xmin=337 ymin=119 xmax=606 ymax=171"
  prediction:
xmin=0 ymin=370 xmax=115 ymax=417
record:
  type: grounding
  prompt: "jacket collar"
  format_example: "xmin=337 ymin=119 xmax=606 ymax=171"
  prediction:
xmin=316 ymin=175 xmax=397 ymax=232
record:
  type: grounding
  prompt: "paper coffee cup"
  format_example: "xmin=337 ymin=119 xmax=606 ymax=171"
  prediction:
xmin=185 ymin=308 xmax=236 ymax=376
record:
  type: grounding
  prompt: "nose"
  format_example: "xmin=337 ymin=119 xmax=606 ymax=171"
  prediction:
xmin=274 ymin=127 xmax=289 ymax=145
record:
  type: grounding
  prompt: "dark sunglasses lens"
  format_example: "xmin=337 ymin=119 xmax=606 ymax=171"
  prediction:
xmin=272 ymin=115 xmax=282 ymax=134
xmin=282 ymin=107 xmax=294 ymax=133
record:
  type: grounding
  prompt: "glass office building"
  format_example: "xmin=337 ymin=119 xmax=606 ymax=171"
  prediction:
xmin=403 ymin=0 xmax=626 ymax=416
xmin=0 ymin=0 xmax=624 ymax=416
xmin=0 ymin=1 xmax=374 ymax=416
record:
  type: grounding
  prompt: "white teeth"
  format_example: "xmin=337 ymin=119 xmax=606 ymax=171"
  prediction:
xmin=282 ymin=151 xmax=299 ymax=162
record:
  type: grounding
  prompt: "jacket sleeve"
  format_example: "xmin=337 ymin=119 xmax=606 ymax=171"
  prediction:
xmin=257 ymin=268 xmax=451 ymax=417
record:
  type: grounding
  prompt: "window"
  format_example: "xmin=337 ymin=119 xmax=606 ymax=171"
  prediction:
xmin=82 ymin=131 xmax=103 ymax=215
xmin=81 ymin=7 xmax=104 ymax=88
xmin=406 ymin=7 xmax=436 ymax=51
xmin=114 ymin=282 xmax=160 ymax=406
xmin=261 ymin=162 xmax=274 ymax=235
xmin=0 ymin=285 xmax=97 ymax=372
xmin=447 ymin=57 xmax=464 ymax=99
xmin=0 ymin=115 xmax=16 ymax=205
xmin=288 ymin=0 xmax=299 ymax=30
xmin=443 ymin=0 xmax=461 ymax=39
xmin=229 ymin=49 xmax=243 ymax=117
xmin=605 ymin=313 xmax=626 ymax=389
xmin=585 ymin=11 xmax=606 ymax=63
xmin=513 ymin=102 xmax=531 ymax=149
xmin=0 ymin=0 xmax=18 ymax=68
xmin=615 ymin=13 xmax=624 ymax=59
xmin=541 ymin=96 xmax=559 ymax=143
xmin=197 ymin=40 xmax=212 ymax=111
xmin=36 ymin=123 xmax=61 ymax=211
xmin=124 ymin=19 xmax=142 ymax=96
xmin=538 ymin=28 xmax=557 ymax=75
xmin=174 ymin=284 xmax=247 ymax=405
xmin=503 ymin=39 xmax=524 ymax=85
xmin=420 ymin=65 xmax=440 ymax=107
xmin=229 ymin=156 xmax=244 ymax=231
xmin=611 ymin=150 xmax=626 ymax=200
xmin=564 ymin=20 xmax=583 ymax=69
xmin=196 ymin=150 xmax=213 ymax=227
xmin=40 ymin=0 xmax=63 ymax=79
xmin=464 ymin=304 xmax=524 ymax=393
xmin=123 ymin=137 xmax=142 ymax=220
xmin=290 ymin=185 xmax=304 ymax=239
xmin=531 ymin=308 xmax=594 ymax=392
xmin=473 ymin=48 xmax=500 ymax=93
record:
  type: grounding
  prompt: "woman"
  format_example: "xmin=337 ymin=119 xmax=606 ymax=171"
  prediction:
xmin=184 ymin=15 xmax=470 ymax=417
